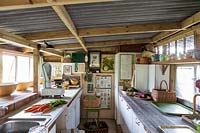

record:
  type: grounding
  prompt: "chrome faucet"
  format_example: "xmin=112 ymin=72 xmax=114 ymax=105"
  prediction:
xmin=193 ymin=94 xmax=200 ymax=115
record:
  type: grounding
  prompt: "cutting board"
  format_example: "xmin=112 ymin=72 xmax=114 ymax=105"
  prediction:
xmin=152 ymin=102 xmax=193 ymax=115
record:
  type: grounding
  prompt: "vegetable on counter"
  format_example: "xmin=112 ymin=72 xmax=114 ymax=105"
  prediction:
xmin=24 ymin=99 xmax=67 ymax=113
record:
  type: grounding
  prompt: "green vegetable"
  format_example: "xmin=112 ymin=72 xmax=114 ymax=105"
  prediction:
xmin=49 ymin=99 xmax=67 ymax=107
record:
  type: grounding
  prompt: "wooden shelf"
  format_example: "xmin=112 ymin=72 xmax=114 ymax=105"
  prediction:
xmin=152 ymin=58 xmax=200 ymax=65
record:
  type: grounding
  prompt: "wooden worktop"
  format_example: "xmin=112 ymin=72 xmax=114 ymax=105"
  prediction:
xmin=120 ymin=91 xmax=194 ymax=133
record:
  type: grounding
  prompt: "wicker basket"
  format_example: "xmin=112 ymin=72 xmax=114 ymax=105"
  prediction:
xmin=83 ymin=95 xmax=100 ymax=108
xmin=151 ymin=80 xmax=177 ymax=102
xmin=137 ymin=57 xmax=151 ymax=64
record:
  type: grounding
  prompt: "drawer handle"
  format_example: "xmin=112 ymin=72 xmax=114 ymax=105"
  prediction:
xmin=136 ymin=121 xmax=140 ymax=126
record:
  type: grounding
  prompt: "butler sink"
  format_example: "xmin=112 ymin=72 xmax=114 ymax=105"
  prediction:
xmin=0 ymin=118 xmax=50 ymax=133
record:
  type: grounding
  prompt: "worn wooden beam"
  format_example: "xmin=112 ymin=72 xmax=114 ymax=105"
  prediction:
xmin=20 ymin=23 xmax=181 ymax=41
xmin=0 ymin=29 xmax=63 ymax=57
xmin=33 ymin=49 xmax=40 ymax=93
xmin=54 ymin=38 xmax=152 ymax=49
xmin=51 ymin=5 xmax=88 ymax=52
xmin=0 ymin=0 xmax=116 ymax=11
xmin=153 ymin=11 xmax=200 ymax=43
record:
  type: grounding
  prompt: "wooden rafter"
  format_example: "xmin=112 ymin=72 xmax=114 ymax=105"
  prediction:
xmin=50 ymin=5 xmax=87 ymax=52
xmin=20 ymin=23 xmax=181 ymax=41
xmin=0 ymin=29 xmax=63 ymax=57
xmin=54 ymin=38 xmax=152 ymax=49
xmin=153 ymin=11 xmax=200 ymax=42
xmin=0 ymin=0 xmax=116 ymax=11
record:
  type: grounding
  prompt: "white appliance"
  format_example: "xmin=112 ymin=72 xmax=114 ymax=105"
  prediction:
xmin=134 ymin=64 xmax=155 ymax=93
xmin=41 ymin=62 xmax=65 ymax=97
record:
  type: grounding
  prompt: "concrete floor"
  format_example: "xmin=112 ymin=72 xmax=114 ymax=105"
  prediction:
xmin=78 ymin=119 xmax=122 ymax=133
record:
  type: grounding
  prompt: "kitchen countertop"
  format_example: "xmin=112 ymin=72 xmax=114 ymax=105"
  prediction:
xmin=120 ymin=91 xmax=195 ymax=133
xmin=9 ymin=88 xmax=82 ymax=131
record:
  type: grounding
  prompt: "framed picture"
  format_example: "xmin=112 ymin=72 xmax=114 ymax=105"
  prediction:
xmin=101 ymin=54 xmax=115 ymax=73
xmin=63 ymin=65 xmax=72 ymax=75
xmin=89 ymin=52 xmax=100 ymax=68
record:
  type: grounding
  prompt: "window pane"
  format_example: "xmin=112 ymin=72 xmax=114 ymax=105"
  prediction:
xmin=2 ymin=55 xmax=16 ymax=83
xmin=186 ymin=35 xmax=194 ymax=52
xmin=176 ymin=66 xmax=196 ymax=102
xmin=158 ymin=46 xmax=163 ymax=54
xmin=177 ymin=38 xmax=184 ymax=55
xmin=29 ymin=57 xmax=33 ymax=81
xmin=17 ymin=56 xmax=30 ymax=82
xmin=170 ymin=41 xmax=176 ymax=55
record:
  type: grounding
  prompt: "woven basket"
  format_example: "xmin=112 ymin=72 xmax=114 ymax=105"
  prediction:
xmin=83 ymin=95 xmax=100 ymax=108
xmin=137 ymin=57 xmax=151 ymax=64
xmin=151 ymin=80 xmax=177 ymax=102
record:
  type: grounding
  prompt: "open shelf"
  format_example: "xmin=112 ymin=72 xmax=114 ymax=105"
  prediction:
xmin=152 ymin=58 xmax=200 ymax=65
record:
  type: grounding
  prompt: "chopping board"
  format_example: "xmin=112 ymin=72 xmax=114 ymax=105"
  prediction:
xmin=152 ymin=102 xmax=193 ymax=115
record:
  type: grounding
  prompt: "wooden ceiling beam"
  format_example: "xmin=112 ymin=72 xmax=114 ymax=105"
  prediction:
xmin=0 ymin=29 xmax=63 ymax=57
xmin=0 ymin=0 xmax=116 ymax=11
xmin=51 ymin=5 xmax=88 ymax=52
xmin=153 ymin=11 xmax=200 ymax=42
xmin=54 ymin=38 xmax=152 ymax=49
xmin=20 ymin=23 xmax=181 ymax=41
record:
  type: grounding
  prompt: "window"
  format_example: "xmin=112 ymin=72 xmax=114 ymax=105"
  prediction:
xmin=176 ymin=65 xmax=199 ymax=102
xmin=17 ymin=56 xmax=30 ymax=82
xmin=158 ymin=46 xmax=163 ymax=54
xmin=2 ymin=55 xmax=16 ymax=83
xmin=185 ymin=35 xmax=194 ymax=52
xmin=170 ymin=41 xmax=176 ymax=55
xmin=177 ymin=38 xmax=184 ymax=56
xmin=2 ymin=54 xmax=33 ymax=83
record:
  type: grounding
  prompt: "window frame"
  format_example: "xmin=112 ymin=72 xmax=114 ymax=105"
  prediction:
xmin=1 ymin=53 xmax=33 ymax=83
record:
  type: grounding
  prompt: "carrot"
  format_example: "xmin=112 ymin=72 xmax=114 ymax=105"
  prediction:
xmin=42 ymin=106 xmax=53 ymax=113
xmin=37 ymin=104 xmax=49 ymax=112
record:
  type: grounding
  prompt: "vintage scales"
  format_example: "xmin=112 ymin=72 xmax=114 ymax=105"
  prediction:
xmin=41 ymin=62 xmax=65 ymax=97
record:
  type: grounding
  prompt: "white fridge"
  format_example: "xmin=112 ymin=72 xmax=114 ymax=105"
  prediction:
xmin=134 ymin=64 xmax=155 ymax=93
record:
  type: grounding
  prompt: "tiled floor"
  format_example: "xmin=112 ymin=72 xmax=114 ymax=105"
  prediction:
xmin=79 ymin=119 xmax=122 ymax=133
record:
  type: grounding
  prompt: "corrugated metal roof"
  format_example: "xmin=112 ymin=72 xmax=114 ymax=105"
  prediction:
xmin=37 ymin=38 xmax=79 ymax=45
xmin=0 ymin=7 xmax=67 ymax=34
xmin=66 ymin=0 xmax=200 ymax=28
xmin=84 ymin=33 xmax=157 ymax=42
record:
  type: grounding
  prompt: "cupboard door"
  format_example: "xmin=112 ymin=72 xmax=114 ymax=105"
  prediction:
xmin=124 ymin=103 xmax=133 ymax=133
xmin=135 ymin=118 xmax=147 ymax=133
xmin=75 ymin=97 xmax=80 ymax=127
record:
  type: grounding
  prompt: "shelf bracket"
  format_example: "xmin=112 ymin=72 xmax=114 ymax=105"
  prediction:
xmin=161 ymin=65 xmax=169 ymax=75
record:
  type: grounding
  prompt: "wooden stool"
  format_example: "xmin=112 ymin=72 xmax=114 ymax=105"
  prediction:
xmin=85 ymin=108 xmax=100 ymax=123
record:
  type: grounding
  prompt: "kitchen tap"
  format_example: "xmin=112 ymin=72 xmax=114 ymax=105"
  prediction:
xmin=193 ymin=94 xmax=200 ymax=115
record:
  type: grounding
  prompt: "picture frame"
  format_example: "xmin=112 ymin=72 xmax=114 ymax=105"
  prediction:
xmin=63 ymin=65 xmax=72 ymax=75
xmin=101 ymin=54 xmax=115 ymax=73
xmin=89 ymin=52 xmax=100 ymax=68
